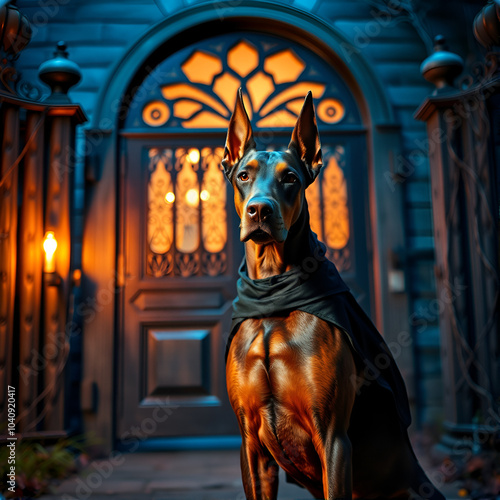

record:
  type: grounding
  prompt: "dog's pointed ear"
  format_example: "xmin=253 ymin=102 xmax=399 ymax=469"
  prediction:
xmin=222 ymin=88 xmax=255 ymax=180
xmin=288 ymin=92 xmax=322 ymax=184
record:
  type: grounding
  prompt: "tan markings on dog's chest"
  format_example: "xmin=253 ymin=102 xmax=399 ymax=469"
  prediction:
xmin=226 ymin=311 xmax=353 ymax=480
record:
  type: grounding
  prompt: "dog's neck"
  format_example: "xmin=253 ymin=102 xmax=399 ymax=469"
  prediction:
xmin=244 ymin=241 xmax=286 ymax=279
xmin=244 ymin=205 xmax=312 ymax=280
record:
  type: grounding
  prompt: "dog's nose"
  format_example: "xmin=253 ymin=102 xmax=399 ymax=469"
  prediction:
xmin=247 ymin=200 xmax=274 ymax=222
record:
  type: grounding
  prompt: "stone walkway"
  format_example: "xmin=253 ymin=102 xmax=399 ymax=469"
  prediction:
xmin=40 ymin=449 xmax=462 ymax=499
xmin=40 ymin=449 xmax=313 ymax=499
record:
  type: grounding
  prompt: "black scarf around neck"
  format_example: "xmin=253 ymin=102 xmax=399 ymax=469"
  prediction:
xmin=226 ymin=229 xmax=411 ymax=431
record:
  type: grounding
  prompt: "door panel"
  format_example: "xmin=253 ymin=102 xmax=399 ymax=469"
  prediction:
xmin=117 ymin=137 xmax=240 ymax=439
xmin=145 ymin=328 xmax=211 ymax=397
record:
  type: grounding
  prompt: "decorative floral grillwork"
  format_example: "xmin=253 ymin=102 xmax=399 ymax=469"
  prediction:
xmin=201 ymin=147 xmax=227 ymax=254
xmin=138 ymin=37 xmax=351 ymax=130
xmin=138 ymin=34 xmax=361 ymax=279
xmin=148 ymin=149 xmax=174 ymax=255
xmin=305 ymin=146 xmax=351 ymax=272
xmin=146 ymin=147 xmax=227 ymax=278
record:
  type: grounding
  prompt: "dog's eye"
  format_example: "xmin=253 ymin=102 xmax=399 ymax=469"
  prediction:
xmin=282 ymin=172 xmax=298 ymax=184
xmin=237 ymin=172 xmax=249 ymax=181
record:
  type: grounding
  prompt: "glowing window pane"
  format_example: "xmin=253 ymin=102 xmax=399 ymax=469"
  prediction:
xmin=213 ymin=72 xmax=241 ymax=110
xmin=181 ymin=51 xmax=222 ymax=85
xmin=260 ymin=82 xmax=326 ymax=116
xmin=175 ymin=151 xmax=200 ymax=253
xmin=148 ymin=156 xmax=174 ymax=254
xmin=264 ymin=49 xmax=305 ymax=84
xmin=173 ymin=100 xmax=202 ymax=119
xmin=247 ymin=71 xmax=274 ymax=112
xmin=127 ymin=33 xmax=362 ymax=132
xmin=187 ymin=148 xmax=200 ymax=164
xmin=256 ymin=110 xmax=297 ymax=128
xmin=322 ymin=155 xmax=349 ymax=250
xmin=285 ymin=98 xmax=304 ymax=116
xmin=183 ymin=111 xmax=229 ymax=129
xmin=317 ymin=98 xmax=345 ymax=124
xmin=227 ymin=41 xmax=258 ymax=77
xmin=162 ymin=84 xmax=229 ymax=117
xmin=143 ymin=101 xmax=170 ymax=127
xmin=201 ymin=147 xmax=227 ymax=253
xmin=306 ymin=180 xmax=323 ymax=242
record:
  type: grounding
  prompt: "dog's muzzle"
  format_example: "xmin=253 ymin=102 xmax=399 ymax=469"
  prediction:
xmin=240 ymin=197 xmax=287 ymax=244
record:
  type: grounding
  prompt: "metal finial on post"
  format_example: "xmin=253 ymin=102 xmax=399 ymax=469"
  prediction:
xmin=420 ymin=35 xmax=464 ymax=94
xmin=474 ymin=0 xmax=500 ymax=49
xmin=38 ymin=41 xmax=82 ymax=104
xmin=0 ymin=4 xmax=32 ymax=94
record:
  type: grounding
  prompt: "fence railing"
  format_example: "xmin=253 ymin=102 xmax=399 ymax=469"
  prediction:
xmin=0 ymin=91 xmax=86 ymax=436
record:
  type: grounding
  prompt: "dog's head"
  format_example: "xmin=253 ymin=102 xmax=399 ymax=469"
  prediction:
xmin=222 ymin=89 xmax=322 ymax=245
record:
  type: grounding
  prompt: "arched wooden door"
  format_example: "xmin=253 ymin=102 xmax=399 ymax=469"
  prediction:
xmin=116 ymin=32 xmax=369 ymax=440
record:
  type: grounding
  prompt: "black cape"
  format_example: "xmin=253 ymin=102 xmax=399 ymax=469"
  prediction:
xmin=225 ymin=229 xmax=411 ymax=431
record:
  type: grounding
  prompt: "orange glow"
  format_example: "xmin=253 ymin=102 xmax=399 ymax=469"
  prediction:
xmin=213 ymin=72 xmax=240 ymax=110
xmin=143 ymin=101 xmax=170 ymax=127
xmin=162 ymin=84 xmax=229 ymax=117
xmin=188 ymin=148 xmax=200 ymax=164
xmin=260 ymin=82 xmax=325 ymax=116
xmin=201 ymin=147 xmax=227 ymax=253
xmin=183 ymin=111 xmax=229 ymax=129
xmin=159 ymin=42 xmax=336 ymax=130
xmin=306 ymin=180 xmax=323 ymax=242
xmin=227 ymin=41 xmax=258 ymax=77
xmin=256 ymin=109 xmax=297 ymax=128
xmin=186 ymin=188 xmax=199 ymax=207
xmin=322 ymin=155 xmax=349 ymax=249
xmin=173 ymin=100 xmax=202 ymax=119
xmin=264 ymin=49 xmax=305 ymax=84
xmin=149 ymin=158 xmax=174 ymax=254
xmin=181 ymin=50 xmax=222 ymax=85
xmin=285 ymin=98 xmax=304 ymax=116
xmin=175 ymin=155 xmax=200 ymax=253
xmin=317 ymin=98 xmax=345 ymax=124
xmin=43 ymin=231 xmax=57 ymax=273
xmin=247 ymin=71 xmax=274 ymax=112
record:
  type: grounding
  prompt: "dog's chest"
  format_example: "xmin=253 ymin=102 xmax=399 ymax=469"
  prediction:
xmin=226 ymin=311 xmax=338 ymax=479
xmin=226 ymin=311 xmax=331 ymax=415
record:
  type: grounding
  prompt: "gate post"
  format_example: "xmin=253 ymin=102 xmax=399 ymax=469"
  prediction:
xmin=415 ymin=34 xmax=500 ymax=452
xmin=39 ymin=42 xmax=85 ymax=432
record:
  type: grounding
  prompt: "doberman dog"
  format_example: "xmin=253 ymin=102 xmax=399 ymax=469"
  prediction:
xmin=223 ymin=89 xmax=445 ymax=500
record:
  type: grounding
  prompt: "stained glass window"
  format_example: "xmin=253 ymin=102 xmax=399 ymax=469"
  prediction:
xmin=305 ymin=146 xmax=351 ymax=271
xmin=126 ymin=33 xmax=362 ymax=277
xmin=147 ymin=147 xmax=227 ymax=277
xmin=125 ymin=33 xmax=360 ymax=131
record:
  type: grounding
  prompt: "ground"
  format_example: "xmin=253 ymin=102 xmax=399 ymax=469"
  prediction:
xmin=38 ymin=449 xmax=463 ymax=500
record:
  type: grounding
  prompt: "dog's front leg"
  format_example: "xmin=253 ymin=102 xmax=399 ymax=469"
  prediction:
xmin=240 ymin=435 xmax=279 ymax=500
xmin=321 ymin=431 xmax=352 ymax=500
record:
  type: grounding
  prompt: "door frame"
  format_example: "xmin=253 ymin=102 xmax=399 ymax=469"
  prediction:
xmin=82 ymin=2 xmax=410 ymax=453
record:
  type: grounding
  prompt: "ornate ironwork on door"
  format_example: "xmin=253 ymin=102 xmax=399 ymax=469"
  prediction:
xmin=124 ymin=33 xmax=363 ymax=277
xmin=147 ymin=146 xmax=227 ymax=277
xmin=128 ymin=35 xmax=360 ymax=131
xmin=305 ymin=145 xmax=351 ymax=271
